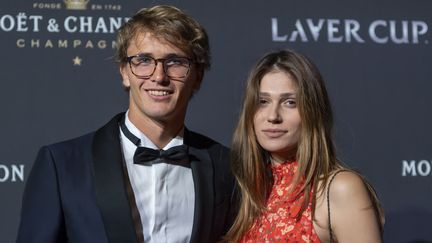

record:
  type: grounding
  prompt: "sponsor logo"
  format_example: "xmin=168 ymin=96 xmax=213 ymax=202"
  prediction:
xmin=0 ymin=164 xmax=25 ymax=182
xmin=402 ymin=160 xmax=431 ymax=176
xmin=0 ymin=0 xmax=128 ymax=66
xmin=64 ymin=0 xmax=89 ymax=10
xmin=271 ymin=18 xmax=429 ymax=44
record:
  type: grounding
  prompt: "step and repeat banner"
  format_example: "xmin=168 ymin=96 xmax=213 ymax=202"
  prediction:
xmin=1 ymin=0 xmax=431 ymax=242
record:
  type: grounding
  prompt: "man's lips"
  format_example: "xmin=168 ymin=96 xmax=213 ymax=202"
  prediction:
xmin=146 ymin=89 xmax=173 ymax=97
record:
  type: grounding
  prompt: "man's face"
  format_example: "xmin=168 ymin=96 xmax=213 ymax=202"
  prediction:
xmin=120 ymin=32 xmax=201 ymax=125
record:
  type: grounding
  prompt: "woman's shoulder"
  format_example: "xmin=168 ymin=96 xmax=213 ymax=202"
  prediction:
xmin=316 ymin=170 xmax=383 ymax=242
xmin=327 ymin=170 xmax=372 ymax=206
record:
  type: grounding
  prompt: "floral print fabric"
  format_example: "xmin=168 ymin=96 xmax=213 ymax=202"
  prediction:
xmin=240 ymin=161 xmax=321 ymax=243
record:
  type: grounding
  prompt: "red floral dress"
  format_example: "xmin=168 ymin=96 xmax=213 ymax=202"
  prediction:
xmin=240 ymin=161 xmax=321 ymax=243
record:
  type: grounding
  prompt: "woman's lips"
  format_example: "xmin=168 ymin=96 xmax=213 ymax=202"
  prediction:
xmin=261 ymin=129 xmax=287 ymax=138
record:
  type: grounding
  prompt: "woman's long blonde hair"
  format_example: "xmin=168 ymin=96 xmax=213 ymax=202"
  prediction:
xmin=226 ymin=50 xmax=382 ymax=242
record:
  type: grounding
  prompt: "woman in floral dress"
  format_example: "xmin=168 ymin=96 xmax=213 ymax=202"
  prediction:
xmin=225 ymin=50 xmax=384 ymax=243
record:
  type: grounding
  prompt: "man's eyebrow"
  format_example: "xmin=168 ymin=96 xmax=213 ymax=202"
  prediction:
xmin=134 ymin=52 xmax=187 ymax=58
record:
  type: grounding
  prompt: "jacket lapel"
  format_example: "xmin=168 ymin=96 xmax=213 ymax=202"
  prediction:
xmin=92 ymin=113 xmax=139 ymax=243
xmin=185 ymin=129 xmax=215 ymax=243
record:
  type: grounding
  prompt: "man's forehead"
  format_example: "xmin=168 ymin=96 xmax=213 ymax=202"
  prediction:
xmin=128 ymin=32 xmax=187 ymax=56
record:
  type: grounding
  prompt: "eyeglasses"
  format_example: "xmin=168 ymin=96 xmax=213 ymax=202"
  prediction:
xmin=126 ymin=54 xmax=192 ymax=79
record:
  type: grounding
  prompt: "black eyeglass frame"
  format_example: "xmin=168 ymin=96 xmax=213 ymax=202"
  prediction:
xmin=126 ymin=55 xmax=193 ymax=79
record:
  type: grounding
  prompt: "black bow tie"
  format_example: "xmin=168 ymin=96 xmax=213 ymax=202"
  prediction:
xmin=133 ymin=145 xmax=189 ymax=166
xmin=119 ymin=115 xmax=189 ymax=166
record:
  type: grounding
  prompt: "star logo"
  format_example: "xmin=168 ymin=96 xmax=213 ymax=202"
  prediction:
xmin=72 ymin=56 xmax=82 ymax=66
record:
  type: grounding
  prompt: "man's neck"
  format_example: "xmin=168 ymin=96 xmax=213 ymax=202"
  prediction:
xmin=127 ymin=112 xmax=184 ymax=149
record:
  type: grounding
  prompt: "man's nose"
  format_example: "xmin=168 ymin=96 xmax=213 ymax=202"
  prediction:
xmin=151 ymin=60 xmax=167 ymax=83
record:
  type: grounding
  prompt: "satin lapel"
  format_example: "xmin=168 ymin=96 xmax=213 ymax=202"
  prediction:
xmin=185 ymin=129 xmax=215 ymax=243
xmin=92 ymin=113 xmax=139 ymax=243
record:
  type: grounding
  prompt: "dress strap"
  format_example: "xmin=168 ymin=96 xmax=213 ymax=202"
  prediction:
xmin=327 ymin=169 xmax=348 ymax=243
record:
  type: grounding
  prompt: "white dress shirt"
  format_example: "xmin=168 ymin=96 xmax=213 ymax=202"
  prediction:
xmin=120 ymin=112 xmax=195 ymax=243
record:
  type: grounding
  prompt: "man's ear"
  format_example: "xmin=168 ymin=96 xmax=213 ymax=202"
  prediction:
xmin=119 ymin=64 xmax=131 ymax=89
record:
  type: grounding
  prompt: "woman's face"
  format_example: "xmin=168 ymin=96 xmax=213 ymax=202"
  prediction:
xmin=253 ymin=70 xmax=301 ymax=164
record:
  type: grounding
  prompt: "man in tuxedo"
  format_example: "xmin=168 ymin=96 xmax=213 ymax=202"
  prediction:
xmin=17 ymin=5 xmax=236 ymax=243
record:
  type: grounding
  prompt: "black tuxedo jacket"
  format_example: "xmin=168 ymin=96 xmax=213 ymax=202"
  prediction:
xmin=17 ymin=113 xmax=236 ymax=243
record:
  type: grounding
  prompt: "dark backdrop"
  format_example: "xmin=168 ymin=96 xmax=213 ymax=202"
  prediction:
xmin=1 ymin=0 xmax=431 ymax=242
